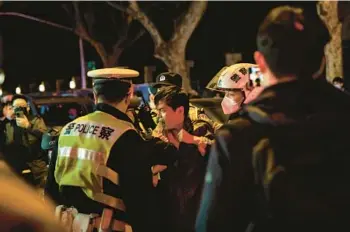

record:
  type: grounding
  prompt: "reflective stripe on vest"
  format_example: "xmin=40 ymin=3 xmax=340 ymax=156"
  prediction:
xmin=55 ymin=111 xmax=135 ymax=211
xmin=93 ymin=193 xmax=125 ymax=211
xmin=58 ymin=147 xmax=120 ymax=185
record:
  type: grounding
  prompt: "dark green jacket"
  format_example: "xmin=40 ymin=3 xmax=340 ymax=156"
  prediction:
xmin=4 ymin=115 xmax=47 ymax=161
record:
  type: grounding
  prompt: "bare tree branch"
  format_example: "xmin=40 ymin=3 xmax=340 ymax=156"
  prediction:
xmin=106 ymin=1 xmax=130 ymax=14
xmin=0 ymin=5 xmax=145 ymax=68
xmin=107 ymin=1 xmax=164 ymax=49
xmin=72 ymin=2 xmax=90 ymax=39
xmin=109 ymin=7 xmax=118 ymax=27
xmin=107 ymin=1 xmax=207 ymax=92
xmin=124 ymin=28 xmax=146 ymax=48
xmin=71 ymin=2 xmax=109 ymax=66
xmin=113 ymin=15 xmax=133 ymax=49
xmin=0 ymin=12 xmax=73 ymax=32
xmin=83 ymin=3 xmax=96 ymax=37
xmin=62 ymin=4 xmax=74 ymax=22
xmin=171 ymin=1 xmax=208 ymax=46
xmin=128 ymin=1 xmax=164 ymax=48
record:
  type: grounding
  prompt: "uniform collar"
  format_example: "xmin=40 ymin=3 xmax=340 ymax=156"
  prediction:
xmin=95 ymin=103 xmax=134 ymax=124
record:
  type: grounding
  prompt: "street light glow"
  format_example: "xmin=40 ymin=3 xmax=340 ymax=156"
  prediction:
xmin=0 ymin=87 xmax=2 ymax=96
xmin=15 ymin=86 xmax=21 ymax=94
xmin=0 ymin=69 xmax=5 ymax=85
xmin=39 ymin=82 xmax=45 ymax=92
xmin=69 ymin=77 xmax=76 ymax=89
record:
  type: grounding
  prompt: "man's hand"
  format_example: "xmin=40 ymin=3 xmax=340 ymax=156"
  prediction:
xmin=152 ymin=126 xmax=169 ymax=143
xmin=151 ymin=165 xmax=167 ymax=187
xmin=177 ymin=129 xmax=195 ymax=144
xmin=197 ymin=143 xmax=207 ymax=156
xmin=177 ymin=129 xmax=208 ymax=155
xmin=16 ymin=115 xmax=30 ymax=129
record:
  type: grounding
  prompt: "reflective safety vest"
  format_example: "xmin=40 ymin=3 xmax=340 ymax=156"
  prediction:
xmin=55 ymin=110 xmax=136 ymax=211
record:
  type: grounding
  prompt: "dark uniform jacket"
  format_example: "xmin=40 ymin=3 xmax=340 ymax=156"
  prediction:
xmin=196 ymin=79 xmax=350 ymax=232
xmin=59 ymin=103 xmax=177 ymax=232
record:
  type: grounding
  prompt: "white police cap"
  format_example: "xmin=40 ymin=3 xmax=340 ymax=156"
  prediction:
xmin=87 ymin=67 xmax=139 ymax=79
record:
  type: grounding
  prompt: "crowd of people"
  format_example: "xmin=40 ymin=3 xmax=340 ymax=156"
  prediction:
xmin=0 ymin=5 xmax=349 ymax=232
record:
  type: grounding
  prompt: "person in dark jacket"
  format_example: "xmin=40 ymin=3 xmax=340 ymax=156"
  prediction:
xmin=153 ymin=86 xmax=214 ymax=232
xmin=2 ymin=94 xmax=48 ymax=186
xmin=196 ymin=6 xmax=350 ymax=232
xmin=0 ymin=99 xmax=13 ymax=150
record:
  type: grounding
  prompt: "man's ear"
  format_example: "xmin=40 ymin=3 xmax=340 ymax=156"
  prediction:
xmin=176 ymin=106 xmax=184 ymax=115
xmin=125 ymin=94 xmax=130 ymax=104
xmin=254 ymin=51 xmax=268 ymax=73
xmin=93 ymin=91 xmax=98 ymax=105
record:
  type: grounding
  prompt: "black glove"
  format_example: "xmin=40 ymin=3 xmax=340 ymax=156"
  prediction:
xmin=138 ymin=105 xmax=156 ymax=131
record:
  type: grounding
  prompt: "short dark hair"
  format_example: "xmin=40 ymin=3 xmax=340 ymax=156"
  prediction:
xmin=257 ymin=6 xmax=330 ymax=78
xmin=11 ymin=94 xmax=28 ymax=105
xmin=154 ymin=86 xmax=189 ymax=116
xmin=93 ymin=79 xmax=131 ymax=103
xmin=333 ymin=77 xmax=344 ymax=84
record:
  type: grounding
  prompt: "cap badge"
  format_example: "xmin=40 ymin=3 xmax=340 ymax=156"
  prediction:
xmin=159 ymin=75 xmax=166 ymax=81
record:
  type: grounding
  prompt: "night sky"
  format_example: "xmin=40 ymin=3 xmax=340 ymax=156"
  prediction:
xmin=0 ymin=1 xmax=317 ymax=93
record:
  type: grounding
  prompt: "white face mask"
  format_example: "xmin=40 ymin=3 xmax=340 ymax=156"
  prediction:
xmin=334 ymin=84 xmax=344 ymax=90
xmin=221 ymin=96 xmax=241 ymax=115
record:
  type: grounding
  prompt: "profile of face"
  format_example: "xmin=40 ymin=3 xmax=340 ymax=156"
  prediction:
xmin=2 ymin=105 xmax=10 ymax=120
xmin=10 ymin=99 xmax=29 ymax=120
xmin=149 ymin=93 xmax=156 ymax=110
xmin=221 ymin=90 xmax=245 ymax=115
xmin=157 ymin=100 xmax=184 ymax=130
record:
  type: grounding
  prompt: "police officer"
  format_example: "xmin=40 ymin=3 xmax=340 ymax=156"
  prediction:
xmin=214 ymin=63 xmax=264 ymax=122
xmin=54 ymin=68 xmax=164 ymax=232
xmin=151 ymin=72 xmax=222 ymax=135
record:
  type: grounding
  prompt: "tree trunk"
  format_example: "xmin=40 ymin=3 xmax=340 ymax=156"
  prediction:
xmin=126 ymin=1 xmax=208 ymax=94
xmin=104 ymin=49 xmax=123 ymax=68
xmin=96 ymin=45 xmax=124 ymax=68
xmin=156 ymin=46 xmax=193 ymax=92
xmin=317 ymin=1 xmax=343 ymax=82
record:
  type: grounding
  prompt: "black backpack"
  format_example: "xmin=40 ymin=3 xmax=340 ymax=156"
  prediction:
xmin=246 ymin=108 xmax=350 ymax=232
